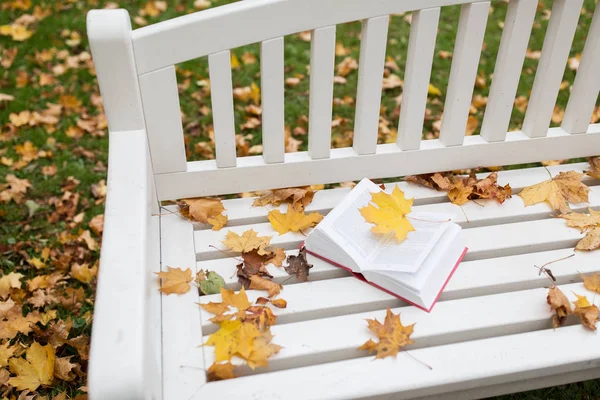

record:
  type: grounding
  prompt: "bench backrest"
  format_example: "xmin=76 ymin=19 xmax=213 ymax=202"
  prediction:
xmin=88 ymin=0 xmax=600 ymax=202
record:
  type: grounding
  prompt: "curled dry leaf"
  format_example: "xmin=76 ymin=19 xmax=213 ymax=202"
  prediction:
xmin=271 ymin=298 xmax=287 ymax=309
xmin=519 ymin=171 xmax=589 ymax=214
xmin=249 ymin=275 xmax=282 ymax=298
xmin=575 ymin=227 xmax=600 ymax=251
xmin=207 ymin=362 xmax=236 ymax=381
xmin=285 ymin=248 xmax=313 ymax=282
xmin=178 ymin=197 xmax=228 ymax=230
xmin=253 ymin=186 xmax=315 ymax=210
xmin=222 ymin=229 xmax=271 ymax=255
xmin=572 ymin=293 xmax=599 ymax=331
xmin=358 ymin=309 xmax=415 ymax=359
xmin=360 ymin=186 xmax=414 ymax=243
xmin=268 ymin=208 xmax=323 ymax=235
xmin=155 ymin=267 xmax=193 ymax=295
xmin=547 ymin=286 xmax=572 ymax=328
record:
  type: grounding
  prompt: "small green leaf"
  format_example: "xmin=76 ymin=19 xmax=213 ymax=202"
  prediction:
xmin=199 ymin=271 xmax=225 ymax=295
xmin=25 ymin=200 xmax=40 ymax=218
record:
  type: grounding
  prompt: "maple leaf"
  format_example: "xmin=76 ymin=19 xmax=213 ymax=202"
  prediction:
xmin=246 ymin=329 xmax=281 ymax=369
xmin=222 ymin=229 xmax=271 ymax=255
xmin=70 ymin=263 xmax=98 ymax=284
xmin=0 ymin=272 xmax=23 ymax=299
xmin=0 ymin=341 xmax=17 ymax=367
xmin=253 ymin=186 xmax=315 ymax=210
xmin=559 ymin=209 xmax=600 ymax=232
xmin=360 ymin=186 xmax=414 ymax=242
xmin=575 ymin=227 xmax=600 ymax=251
xmin=265 ymin=248 xmax=286 ymax=267
xmin=284 ymin=248 xmax=313 ymax=282
xmin=249 ymin=275 xmax=282 ymax=298
xmin=155 ymin=267 xmax=193 ymax=295
xmin=54 ymin=356 xmax=78 ymax=382
xmin=207 ymin=362 xmax=236 ymax=382
xmin=200 ymin=287 xmax=252 ymax=322
xmin=178 ymin=197 xmax=228 ymax=230
xmin=519 ymin=171 xmax=589 ymax=214
xmin=547 ymin=286 xmax=572 ymax=328
xmin=205 ymin=320 xmax=259 ymax=361
xmin=268 ymin=208 xmax=323 ymax=235
xmin=583 ymin=273 xmax=600 ymax=293
xmin=8 ymin=342 xmax=54 ymax=391
xmin=236 ymin=250 xmax=274 ymax=289
xmin=358 ymin=309 xmax=415 ymax=359
xmin=572 ymin=293 xmax=599 ymax=331
xmin=586 ymin=156 xmax=600 ymax=179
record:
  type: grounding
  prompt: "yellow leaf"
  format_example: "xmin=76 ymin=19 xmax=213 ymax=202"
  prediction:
xmin=207 ymin=362 xmax=236 ymax=381
xmin=40 ymin=310 xmax=58 ymax=326
xmin=357 ymin=309 xmax=415 ymax=359
xmin=205 ymin=320 xmax=258 ymax=361
xmin=573 ymin=293 xmax=591 ymax=310
xmin=220 ymin=286 xmax=251 ymax=312
xmin=230 ymin=53 xmax=241 ymax=70
xmin=246 ymin=329 xmax=281 ymax=369
xmin=267 ymin=208 xmax=323 ymax=235
xmin=0 ymin=272 xmax=23 ymax=299
xmin=428 ymin=83 xmax=442 ymax=96
xmin=179 ymin=197 xmax=228 ymax=230
xmin=518 ymin=171 xmax=589 ymax=214
xmin=559 ymin=209 xmax=600 ymax=232
xmin=250 ymin=82 xmax=260 ymax=105
xmin=0 ymin=24 xmax=33 ymax=41
xmin=583 ymin=273 xmax=600 ymax=293
xmin=8 ymin=342 xmax=54 ymax=391
xmin=576 ymin=227 xmax=600 ymax=251
xmin=0 ymin=341 xmax=18 ymax=367
xmin=572 ymin=293 xmax=599 ymax=331
xmin=27 ymin=258 xmax=45 ymax=270
xmin=271 ymin=298 xmax=287 ymax=308
xmin=222 ymin=229 xmax=271 ymax=254
xmin=71 ymin=263 xmax=98 ymax=284
xmin=155 ymin=267 xmax=193 ymax=295
xmin=359 ymin=186 xmax=415 ymax=242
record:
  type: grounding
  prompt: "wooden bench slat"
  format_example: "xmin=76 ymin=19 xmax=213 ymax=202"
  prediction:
xmin=522 ymin=0 xmax=584 ymax=138
xmin=308 ymin=25 xmax=336 ymax=160
xmin=208 ymin=50 xmax=237 ymax=168
xmin=439 ymin=2 xmax=490 ymax=147
xmin=260 ymin=37 xmax=286 ymax=164
xmin=480 ymin=0 xmax=537 ymax=142
xmin=397 ymin=7 xmax=441 ymax=151
xmin=353 ymin=15 xmax=389 ymax=155
xmin=562 ymin=3 xmax=600 ymax=134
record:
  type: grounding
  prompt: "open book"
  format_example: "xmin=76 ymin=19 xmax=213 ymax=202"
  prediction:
xmin=304 ymin=178 xmax=467 ymax=312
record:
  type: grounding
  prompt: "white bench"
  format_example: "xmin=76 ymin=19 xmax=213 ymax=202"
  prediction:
xmin=86 ymin=1 xmax=600 ymax=399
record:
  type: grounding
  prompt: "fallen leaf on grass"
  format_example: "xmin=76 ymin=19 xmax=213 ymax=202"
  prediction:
xmin=207 ymin=362 xmax=236 ymax=381
xmin=0 ymin=272 xmax=23 ymax=299
xmin=358 ymin=309 xmax=415 ymax=359
xmin=8 ymin=342 xmax=54 ymax=391
xmin=285 ymin=248 xmax=313 ymax=282
xmin=178 ymin=197 xmax=228 ymax=230
xmin=222 ymin=229 xmax=271 ymax=255
xmin=155 ymin=267 xmax=193 ymax=295
xmin=572 ymin=293 xmax=599 ymax=331
xmin=360 ymin=186 xmax=414 ymax=242
xmin=268 ymin=208 xmax=323 ymax=235
xmin=0 ymin=341 xmax=17 ymax=367
xmin=249 ymin=275 xmax=282 ymax=298
xmin=253 ymin=186 xmax=315 ymax=210
xmin=547 ymin=286 xmax=572 ymax=328
xmin=519 ymin=171 xmax=589 ymax=214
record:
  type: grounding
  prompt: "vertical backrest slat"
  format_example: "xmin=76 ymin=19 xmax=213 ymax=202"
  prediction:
xmin=440 ymin=2 xmax=490 ymax=147
xmin=308 ymin=26 xmax=336 ymax=160
xmin=260 ymin=37 xmax=285 ymax=163
xmin=139 ymin=66 xmax=188 ymax=174
xmin=397 ymin=8 xmax=440 ymax=151
xmin=480 ymin=0 xmax=537 ymax=142
xmin=522 ymin=0 xmax=584 ymax=138
xmin=353 ymin=15 xmax=389 ymax=155
xmin=208 ymin=50 xmax=237 ymax=168
xmin=562 ymin=4 xmax=600 ymax=134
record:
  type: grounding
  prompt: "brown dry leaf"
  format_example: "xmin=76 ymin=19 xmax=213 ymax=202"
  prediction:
xmin=572 ymin=293 xmax=599 ymax=331
xmin=519 ymin=171 xmax=589 ymax=214
xmin=558 ymin=209 xmax=600 ymax=232
xmin=222 ymin=229 xmax=271 ymax=255
xmin=575 ymin=227 xmax=600 ymax=251
xmin=268 ymin=208 xmax=323 ymax=235
xmin=336 ymin=57 xmax=358 ymax=77
xmin=358 ymin=309 xmax=415 ymax=359
xmin=465 ymin=115 xmax=479 ymax=136
xmin=155 ymin=267 xmax=193 ymax=295
xmin=54 ymin=356 xmax=78 ymax=381
xmin=284 ymin=248 xmax=313 ymax=282
xmin=207 ymin=362 xmax=236 ymax=381
xmin=586 ymin=156 xmax=600 ymax=179
xmin=236 ymin=250 xmax=274 ymax=289
xmin=583 ymin=273 xmax=600 ymax=293
xmin=253 ymin=186 xmax=315 ymax=210
xmin=249 ymin=275 xmax=282 ymax=298
xmin=179 ymin=197 xmax=228 ymax=230
xmin=8 ymin=342 xmax=55 ymax=391
xmin=547 ymin=286 xmax=572 ymax=328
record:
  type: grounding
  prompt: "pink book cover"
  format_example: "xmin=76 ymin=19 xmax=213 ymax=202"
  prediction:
xmin=303 ymin=245 xmax=468 ymax=312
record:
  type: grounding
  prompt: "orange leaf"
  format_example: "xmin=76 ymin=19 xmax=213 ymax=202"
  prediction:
xmin=358 ymin=309 xmax=415 ymax=359
xmin=155 ymin=267 xmax=193 ymax=295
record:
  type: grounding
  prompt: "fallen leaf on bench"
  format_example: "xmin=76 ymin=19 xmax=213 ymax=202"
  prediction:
xmin=559 ymin=209 xmax=600 ymax=232
xmin=572 ymin=293 xmax=599 ymax=331
xmin=246 ymin=329 xmax=281 ymax=369
xmin=268 ymin=208 xmax=323 ymax=235
xmin=155 ymin=267 xmax=193 ymax=295
xmin=200 ymin=287 xmax=251 ymax=322
xmin=582 ymin=273 xmax=600 ymax=293
xmin=178 ymin=197 xmax=228 ymax=230
xmin=285 ymin=248 xmax=313 ymax=282
xmin=196 ymin=270 xmax=225 ymax=295
xmin=253 ymin=186 xmax=315 ymax=210
xmin=249 ymin=275 xmax=282 ymax=298
xmin=547 ymin=286 xmax=572 ymax=328
xmin=271 ymin=298 xmax=287 ymax=308
xmin=7 ymin=342 xmax=55 ymax=391
xmin=360 ymin=186 xmax=414 ymax=242
xmin=575 ymin=227 xmax=600 ymax=251
xmin=358 ymin=309 xmax=415 ymax=359
xmin=222 ymin=229 xmax=271 ymax=254
xmin=586 ymin=156 xmax=600 ymax=179
xmin=519 ymin=171 xmax=589 ymax=214
xmin=207 ymin=362 xmax=237 ymax=381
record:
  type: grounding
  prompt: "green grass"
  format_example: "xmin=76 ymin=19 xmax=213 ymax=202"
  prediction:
xmin=0 ymin=0 xmax=598 ymax=397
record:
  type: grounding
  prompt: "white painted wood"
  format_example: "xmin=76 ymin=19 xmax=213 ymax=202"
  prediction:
xmin=139 ymin=66 xmax=188 ymax=174
xmin=522 ymin=0 xmax=584 ymax=138
xmin=132 ymin=0 xmax=495 ymax=75
xmin=397 ymin=8 xmax=440 ymax=151
xmin=480 ymin=0 xmax=537 ymax=142
xmin=154 ymin=125 xmax=600 ymax=199
xmin=193 ymin=325 xmax=600 ymax=399
xmin=146 ymin=210 xmax=162 ymax=400
xmin=562 ymin=4 xmax=600 ymax=134
xmin=353 ymin=15 xmax=389 ymax=155
xmin=308 ymin=26 xmax=336 ymax=160
xmin=160 ymin=207 xmax=207 ymax=400
xmin=439 ymin=2 xmax=490 ymax=147
xmin=260 ymin=37 xmax=285 ymax=163
xmin=208 ymin=50 xmax=237 ymax=168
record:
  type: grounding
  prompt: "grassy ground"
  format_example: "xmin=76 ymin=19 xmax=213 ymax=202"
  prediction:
xmin=0 ymin=0 xmax=599 ymax=398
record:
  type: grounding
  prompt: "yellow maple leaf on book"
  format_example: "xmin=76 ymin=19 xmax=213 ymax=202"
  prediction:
xmin=359 ymin=186 xmax=414 ymax=243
